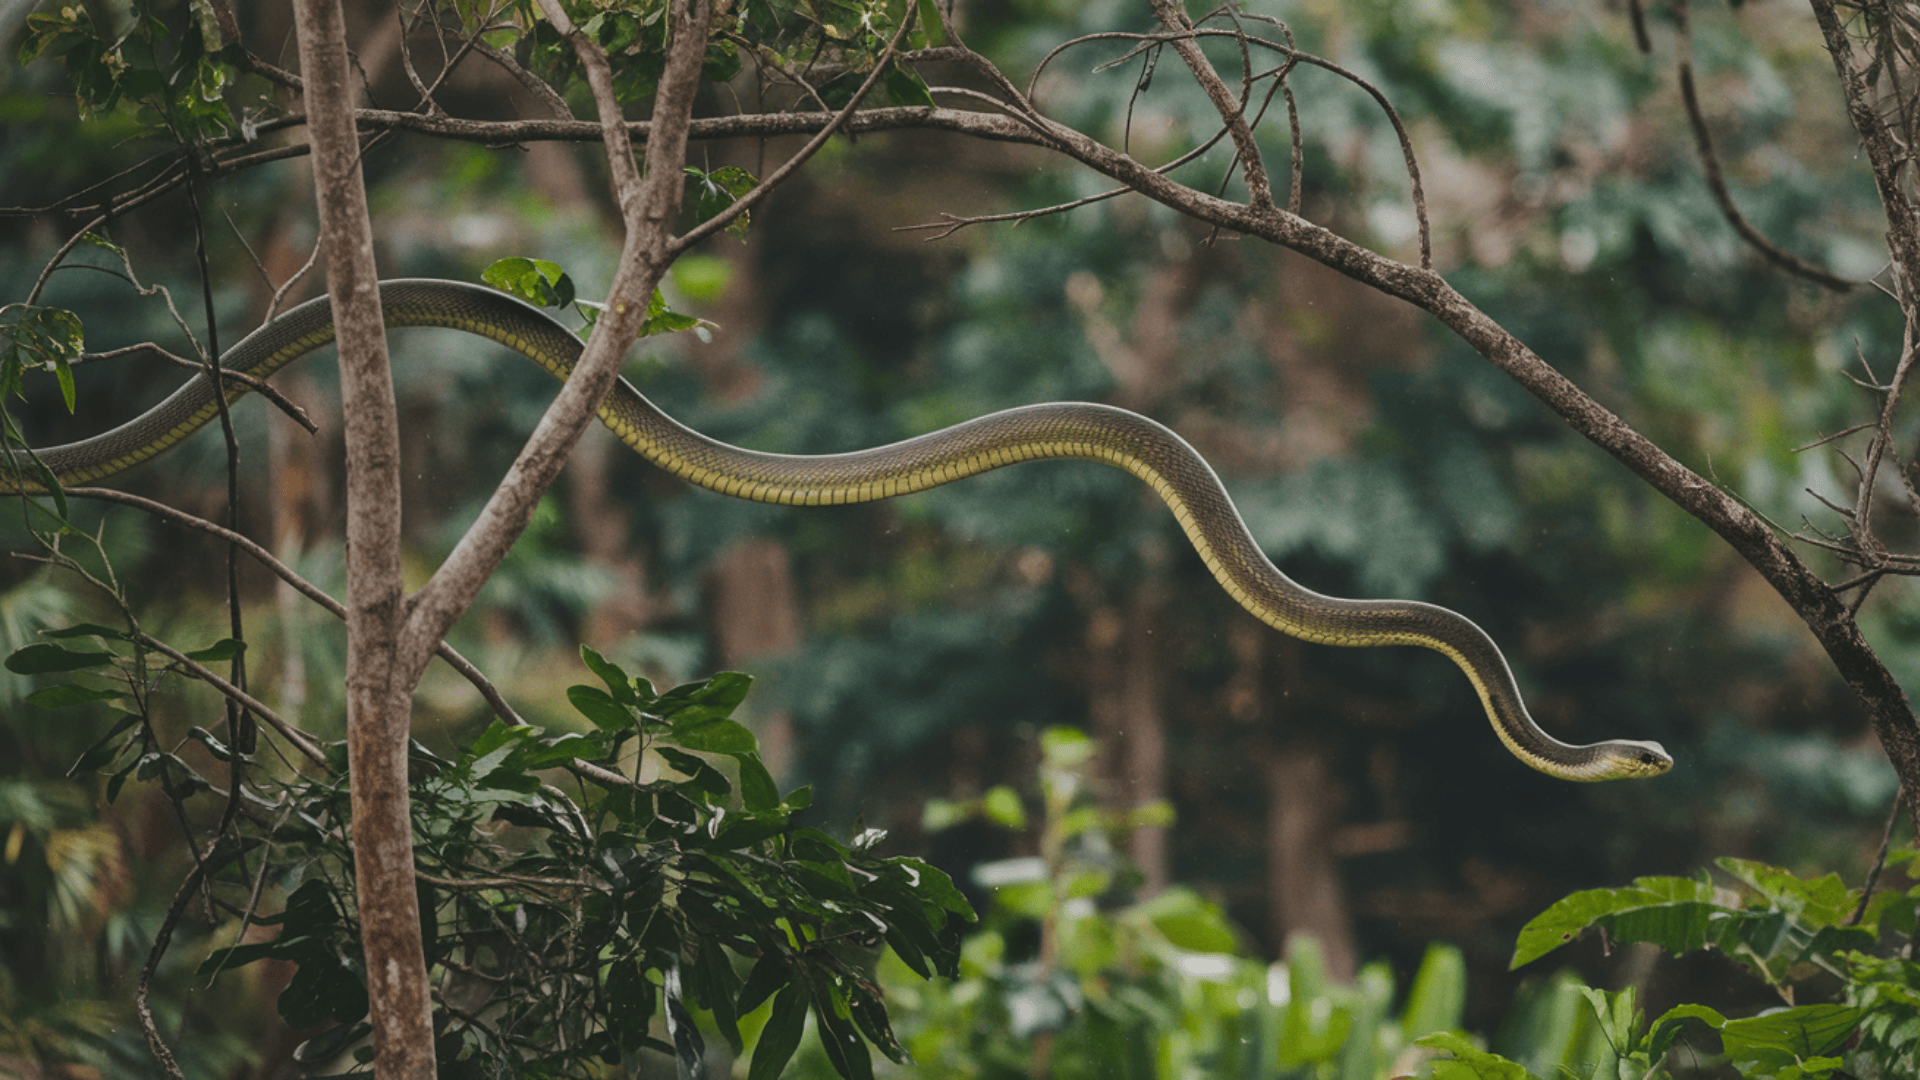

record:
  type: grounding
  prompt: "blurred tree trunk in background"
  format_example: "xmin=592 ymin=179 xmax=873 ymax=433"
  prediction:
xmin=1267 ymin=741 xmax=1358 ymax=981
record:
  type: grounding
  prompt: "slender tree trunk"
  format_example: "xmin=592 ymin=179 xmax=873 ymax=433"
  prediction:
xmin=708 ymin=537 xmax=802 ymax=775
xmin=1265 ymin=743 xmax=1357 ymax=981
xmin=291 ymin=0 xmax=431 ymax=1074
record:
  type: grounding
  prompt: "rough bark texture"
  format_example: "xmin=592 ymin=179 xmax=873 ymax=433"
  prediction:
xmin=290 ymin=0 xmax=431 ymax=1073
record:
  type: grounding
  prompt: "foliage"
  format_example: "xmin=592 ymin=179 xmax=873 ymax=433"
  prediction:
xmin=805 ymin=727 xmax=1479 ymax=1080
xmin=1417 ymin=857 xmax=1920 ymax=1079
xmin=17 ymin=631 xmax=972 ymax=1078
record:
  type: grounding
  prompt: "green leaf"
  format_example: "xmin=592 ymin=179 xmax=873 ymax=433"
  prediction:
xmin=672 ymin=717 xmax=759 ymax=754
xmin=1719 ymin=1005 xmax=1862 ymax=1071
xmin=1509 ymin=877 xmax=1719 ymax=968
xmin=981 ymin=785 xmax=1025 ymax=830
xmin=846 ymin=982 xmax=911 ymax=1065
xmin=67 ymin=713 xmax=141 ymax=777
xmin=915 ymin=0 xmax=947 ymax=45
xmin=1141 ymin=887 xmax=1237 ymax=953
xmin=654 ymin=672 xmax=752 ymax=723
xmin=27 ymin=684 xmax=120 ymax=708
xmin=735 ymin=752 xmax=780 ymax=813
xmin=581 ymin=644 xmax=643 ymax=707
xmin=737 ymin=951 xmax=789 ymax=1017
xmin=810 ymin=983 xmax=874 ymax=1080
xmin=39 ymin=623 xmax=127 ymax=640
xmin=185 ymin=638 xmax=245 ymax=662
xmin=187 ymin=726 xmax=233 ymax=762
xmin=695 ymin=940 xmax=744 ymax=1052
xmin=483 ymin=257 xmax=574 ymax=308
xmin=1417 ymin=1032 xmax=1545 ymax=1080
xmin=1402 ymin=943 xmax=1468 ymax=1039
xmin=882 ymin=64 xmax=935 ymax=108
xmin=1718 ymin=858 xmax=1853 ymax=926
xmin=656 ymin=746 xmax=731 ymax=799
xmin=748 ymin=983 xmax=808 ymax=1080
xmin=1648 ymin=1002 xmax=1727 ymax=1063
xmin=569 ymin=684 xmax=636 ymax=731
xmin=8 ymin=642 xmax=116 ymax=674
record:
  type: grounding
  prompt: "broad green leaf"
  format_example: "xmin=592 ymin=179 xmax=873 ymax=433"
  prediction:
xmin=1649 ymin=1003 xmax=1727 ymax=1063
xmin=568 ymin=684 xmax=636 ymax=731
xmin=810 ymin=983 xmax=875 ymax=1080
xmin=1718 ymin=858 xmax=1853 ymax=926
xmin=66 ymin=715 xmax=132 ymax=777
xmin=39 ymin=623 xmax=127 ymax=640
xmin=883 ymin=64 xmax=935 ymax=108
xmin=655 ymin=671 xmax=753 ymax=722
xmin=847 ymin=982 xmax=911 ymax=1065
xmin=735 ymin=752 xmax=780 ymax=812
xmin=1509 ymin=877 xmax=1718 ymax=968
xmin=1719 ymin=1005 xmax=1862 ymax=1071
xmin=8 ymin=642 xmax=115 ymax=674
xmin=893 ymin=857 xmax=973 ymax=919
xmin=483 ymin=256 xmax=574 ymax=308
xmin=581 ymin=645 xmax=641 ymax=707
xmin=1417 ymin=1032 xmax=1545 ymax=1080
xmin=671 ymin=717 xmax=758 ymax=754
xmin=749 ymin=984 xmax=808 ymax=1080
xmin=186 ymin=638 xmax=245 ymax=662
xmin=736 ymin=951 xmax=789 ymax=1018
xmin=27 ymin=684 xmax=120 ymax=708
xmin=915 ymin=0 xmax=947 ymax=45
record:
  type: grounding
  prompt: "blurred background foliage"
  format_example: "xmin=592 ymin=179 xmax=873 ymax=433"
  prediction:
xmin=2 ymin=0 xmax=1913 ymax=1073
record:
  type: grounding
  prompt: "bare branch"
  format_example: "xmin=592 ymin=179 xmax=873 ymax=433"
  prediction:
xmin=1674 ymin=0 xmax=1854 ymax=292
xmin=135 ymin=632 xmax=328 ymax=766
xmin=1145 ymin=0 xmax=1271 ymax=208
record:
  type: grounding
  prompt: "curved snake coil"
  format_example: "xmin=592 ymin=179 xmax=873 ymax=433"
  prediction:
xmin=6 ymin=279 xmax=1671 ymax=781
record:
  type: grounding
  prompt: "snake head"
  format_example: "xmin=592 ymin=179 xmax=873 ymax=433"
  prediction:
xmin=1604 ymin=739 xmax=1673 ymax=780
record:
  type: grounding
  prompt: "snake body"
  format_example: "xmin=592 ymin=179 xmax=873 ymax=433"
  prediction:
xmin=10 ymin=279 xmax=1670 ymax=781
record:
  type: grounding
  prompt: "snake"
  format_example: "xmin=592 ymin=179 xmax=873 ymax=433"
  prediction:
xmin=6 ymin=279 xmax=1670 ymax=781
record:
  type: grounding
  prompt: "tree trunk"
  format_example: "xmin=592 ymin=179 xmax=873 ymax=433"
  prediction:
xmin=1265 ymin=743 xmax=1357 ymax=981
xmin=707 ymin=537 xmax=802 ymax=775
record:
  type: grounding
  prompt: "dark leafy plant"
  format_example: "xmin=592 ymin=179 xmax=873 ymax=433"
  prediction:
xmin=1418 ymin=855 xmax=1920 ymax=1078
xmin=26 ymin=632 xmax=973 ymax=1078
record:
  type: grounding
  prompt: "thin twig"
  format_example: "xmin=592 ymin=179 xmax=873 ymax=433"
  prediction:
xmin=670 ymin=6 xmax=919 ymax=254
xmin=1673 ymin=0 xmax=1853 ymax=292
xmin=1847 ymin=789 xmax=1904 ymax=926
xmin=71 ymin=344 xmax=317 ymax=434
xmin=135 ymin=631 xmax=327 ymax=766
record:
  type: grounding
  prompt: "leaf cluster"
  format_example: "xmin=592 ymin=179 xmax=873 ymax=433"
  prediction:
xmin=29 ymin=634 xmax=974 ymax=1079
xmin=18 ymin=0 xmax=242 ymax=138
xmin=1416 ymin=855 xmax=1920 ymax=1078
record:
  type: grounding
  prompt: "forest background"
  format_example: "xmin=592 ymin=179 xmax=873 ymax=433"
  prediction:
xmin=1 ymin=0 xmax=1913 ymax=1075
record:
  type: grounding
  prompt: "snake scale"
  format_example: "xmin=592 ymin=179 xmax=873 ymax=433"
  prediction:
xmin=6 ymin=279 xmax=1671 ymax=781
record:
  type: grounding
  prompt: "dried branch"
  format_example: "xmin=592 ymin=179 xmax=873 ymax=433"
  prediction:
xmin=1145 ymin=0 xmax=1271 ymax=209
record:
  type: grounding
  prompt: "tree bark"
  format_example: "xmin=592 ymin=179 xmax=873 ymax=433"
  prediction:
xmin=290 ymin=0 xmax=430 ymax=1073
